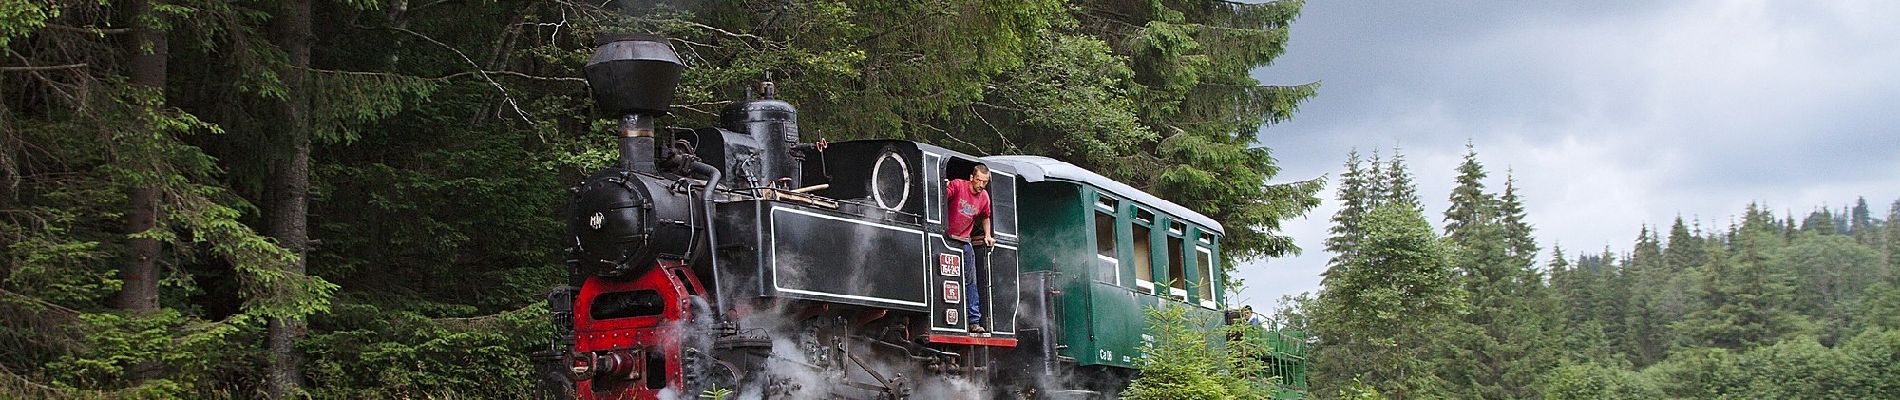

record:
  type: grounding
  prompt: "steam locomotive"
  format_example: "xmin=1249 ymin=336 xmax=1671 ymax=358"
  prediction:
xmin=535 ymin=35 xmax=1255 ymax=400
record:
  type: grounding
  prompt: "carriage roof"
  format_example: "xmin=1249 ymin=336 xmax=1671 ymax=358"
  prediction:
xmin=982 ymin=155 xmax=1223 ymax=235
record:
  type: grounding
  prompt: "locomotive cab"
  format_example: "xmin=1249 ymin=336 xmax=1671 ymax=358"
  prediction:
xmin=710 ymin=140 xmax=1023 ymax=341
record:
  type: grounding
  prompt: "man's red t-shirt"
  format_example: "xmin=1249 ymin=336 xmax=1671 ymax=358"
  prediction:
xmin=946 ymin=179 xmax=991 ymax=241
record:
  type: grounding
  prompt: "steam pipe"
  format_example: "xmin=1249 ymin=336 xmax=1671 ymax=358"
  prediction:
xmin=618 ymin=114 xmax=657 ymax=174
xmin=686 ymin=161 xmax=726 ymax=319
xmin=1039 ymin=273 xmax=1058 ymax=375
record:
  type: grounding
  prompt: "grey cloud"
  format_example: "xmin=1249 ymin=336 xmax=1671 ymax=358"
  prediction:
xmin=1235 ymin=1 xmax=1900 ymax=309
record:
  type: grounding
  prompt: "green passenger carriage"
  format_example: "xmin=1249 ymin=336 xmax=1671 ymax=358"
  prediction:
xmin=987 ymin=156 xmax=1229 ymax=369
xmin=987 ymin=155 xmax=1308 ymax=398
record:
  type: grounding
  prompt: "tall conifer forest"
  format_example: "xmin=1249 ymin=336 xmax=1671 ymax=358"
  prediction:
xmin=2 ymin=0 xmax=1321 ymax=397
xmin=12 ymin=1 xmax=1899 ymax=399
xmin=1294 ymin=145 xmax=1900 ymax=399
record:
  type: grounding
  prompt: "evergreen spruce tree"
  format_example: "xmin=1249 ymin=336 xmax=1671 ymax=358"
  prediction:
xmin=1547 ymin=245 xmax=1577 ymax=312
xmin=1313 ymin=202 xmax=1463 ymax=398
xmin=1677 ymin=225 xmax=1810 ymax=350
xmin=1440 ymin=148 xmax=1509 ymax=301
xmin=265 ymin=0 xmax=316 ymax=396
xmin=1444 ymin=142 xmax=1493 ymax=242
xmin=1379 ymin=148 xmax=1420 ymax=210
xmin=1782 ymin=214 xmax=1800 ymax=241
xmin=1780 ymin=231 xmax=1885 ymax=344
xmin=1364 ymin=149 xmax=1387 ymax=210
xmin=1588 ymin=248 xmax=1634 ymax=360
xmin=1800 ymin=208 xmax=1835 ymax=235
xmin=1836 ymin=205 xmax=1853 ymax=235
xmin=1498 ymin=173 xmax=1539 ymax=275
xmin=113 ymin=0 xmax=168 ymax=315
xmin=1887 ymin=199 xmax=1900 ymax=269
xmin=1548 ymin=245 xmax=1622 ymax=365
xmin=1664 ymin=216 xmax=1706 ymax=273
xmin=1433 ymin=144 xmax=1508 ymax=399
xmin=1068 ymin=0 xmax=1324 ymax=262
xmin=1314 ymin=148 xmax=1461 ymax=398
xmin=1125 ymin=306 xmax=1241 ymax=400
xmin=1623 ymin=226 xmax=1674 ymax=366
xmin=1629 ymin=226 xmax=1663 ymax=273
xmin=1428 ymin=167 xmax=1550 ymax=400
xmin=1850 ymin=197 xmax=1875 ymax=244
xmin=3 ymin=1 xmax=337 ymax=395
xmin=1327 ymin=150 xmax=1372 ymax=267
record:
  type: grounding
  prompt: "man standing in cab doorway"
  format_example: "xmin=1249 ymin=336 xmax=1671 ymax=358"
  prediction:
xmin=947 ymin=164 xmax=994 ymax=334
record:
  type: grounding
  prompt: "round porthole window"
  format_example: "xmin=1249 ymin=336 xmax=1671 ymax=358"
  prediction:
xmin=870 ymin=151 xmax=910 ymax=211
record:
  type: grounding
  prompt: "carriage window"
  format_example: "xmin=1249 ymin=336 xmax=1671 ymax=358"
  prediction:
xmin=1136 ymin=209 xmax=1155 ymax=224
xmin=1168 ymin=221 xmax=1185 ymax=236
xmin=590 ymin=290 xmax=664 ymax=320
xmin=1094 ymin=211 xmax=1119 ymax=284
xmin=1196 ymin=246 xmax=1216 ymax=308
xmin=1133 ymin=223 xmax=1155 ymax=294
xmin=1167 ymin=235 xmax=1186 ymax=299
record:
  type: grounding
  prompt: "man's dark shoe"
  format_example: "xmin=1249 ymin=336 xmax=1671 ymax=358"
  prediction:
xmin=969 ymin=324 xmax=988 ymax=335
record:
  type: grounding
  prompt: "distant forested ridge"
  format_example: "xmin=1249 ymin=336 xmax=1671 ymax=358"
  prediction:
xmin=1 ymin=0 xmax=1319 ymax=397
xmin=1289 ymin=144 xmax=1900 ymax=399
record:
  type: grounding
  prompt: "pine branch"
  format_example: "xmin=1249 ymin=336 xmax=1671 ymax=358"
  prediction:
xmin=409 ymin=0 xmax=460 ymax=13
xmin=677 ymin=20 xmax=766 ymax=42
xmin=308 ymin=67 xmax=585 ymax=83
xmin=0 ymin=288 xmax=83 ymax=317
xmin=0 ymin=364 xmax=71 ymax=398
xmin=968 ymin=104 xmax=1019 ymax=153
xmin=381 ymin=25 xmax=537 ymax=125
xmin=972 ymin=101 xmax=1028 ymax=113
xmin=443 ymin=69 xmax=583 ymax=82
xmin=0 ymin=63 xmax=87 ymax=72
xmin=42 ymin=24 xmax=132 ymax=35
xmin=906 ymin=118 xmax=988 ymax=156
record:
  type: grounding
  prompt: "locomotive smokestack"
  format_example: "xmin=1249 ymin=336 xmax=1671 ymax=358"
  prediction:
xmin=616 ymin=114 xmax=657 ymax=173
xmin=585 ymin=34 xmax=682 ymax=174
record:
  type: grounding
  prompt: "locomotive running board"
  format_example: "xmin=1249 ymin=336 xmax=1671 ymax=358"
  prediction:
xmin=923 ymin=334 xmax=1018 ymax=347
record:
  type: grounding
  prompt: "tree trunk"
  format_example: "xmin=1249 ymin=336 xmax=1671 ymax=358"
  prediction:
xmin=265 ymin=0 xmax=313 ymax=397
xmin=115 ymin=0 xmax=167 ymax=314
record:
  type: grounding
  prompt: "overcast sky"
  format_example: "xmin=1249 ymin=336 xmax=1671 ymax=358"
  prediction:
xmin=1231 ymin=1 xmax=1900 ymax=309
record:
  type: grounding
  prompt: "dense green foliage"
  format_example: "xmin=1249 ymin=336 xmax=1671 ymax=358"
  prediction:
xmin=1302 ymin=145 xmax=1900 ymax=399
xmin=1125 ymin=305 xmax=1279 ymax=400
xmin=3 ymin=0 xmax=1317 ymax=397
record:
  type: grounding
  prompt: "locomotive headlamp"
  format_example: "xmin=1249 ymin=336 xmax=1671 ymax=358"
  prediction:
xmin=585 ymin=34 xmax=683 ymax=117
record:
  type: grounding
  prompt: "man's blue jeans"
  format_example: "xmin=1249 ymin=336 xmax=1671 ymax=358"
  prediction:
xmin=962 ymin=241 xmax=984 ymax=327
